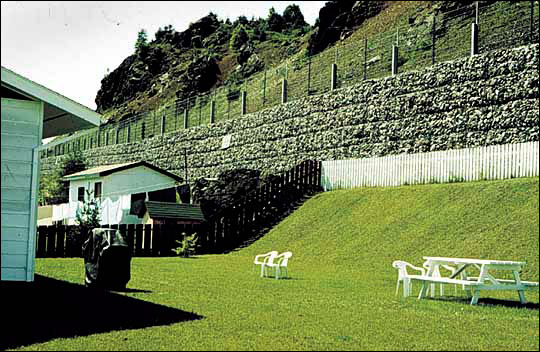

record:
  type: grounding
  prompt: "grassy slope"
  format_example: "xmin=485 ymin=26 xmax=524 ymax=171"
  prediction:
xmin=242 ymin=177 xmax=539 ymax=280
xmin=25 ymin=177 xmax=539 ymax=351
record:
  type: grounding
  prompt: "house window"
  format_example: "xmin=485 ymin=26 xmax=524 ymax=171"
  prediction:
xmin=77 ymin=187 xmax=85 ymax=202
xmin=94 ymin=182 xmax=102 ymax=198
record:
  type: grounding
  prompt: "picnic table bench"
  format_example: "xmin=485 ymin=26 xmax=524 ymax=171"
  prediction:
xmin=417 ymin=257 xmax=539 ymax=305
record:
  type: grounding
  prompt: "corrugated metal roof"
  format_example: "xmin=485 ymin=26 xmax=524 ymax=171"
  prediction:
xmin=145 ymin=201 xmax=205 ymax=221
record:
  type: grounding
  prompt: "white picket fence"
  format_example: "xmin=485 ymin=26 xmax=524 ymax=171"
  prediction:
xmin=321 ymin=141 xmax=539 ymax=191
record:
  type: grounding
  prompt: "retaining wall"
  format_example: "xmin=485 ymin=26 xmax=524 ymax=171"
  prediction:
xmin=41 ymin=44 xmax=539 ymax=182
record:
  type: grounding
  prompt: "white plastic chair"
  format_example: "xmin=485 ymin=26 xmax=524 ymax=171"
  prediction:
xmin=392 ymin=261 xmax=426 ymax=297
xmin=264 ymin=251 xmax=293 ymax=279
xmin=422 ymin=262 xmax=458 ymax=297
xmin=253 ymin=251 xmax=278 ymax=277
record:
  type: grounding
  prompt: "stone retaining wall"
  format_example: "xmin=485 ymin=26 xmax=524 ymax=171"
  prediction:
xmin=41 ymin=44 xmax=539 ymax=182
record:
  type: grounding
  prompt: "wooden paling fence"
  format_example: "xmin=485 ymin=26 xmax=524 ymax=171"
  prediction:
xmin=321 ymin=142 xmax=539 ymax=190
xmin=36 ymin=223 xmax=200 ymax=258
xmin=202 ymin=160 xmax=322 ymax=253
xmin=36 ymin=160 xmax=323 ymax=257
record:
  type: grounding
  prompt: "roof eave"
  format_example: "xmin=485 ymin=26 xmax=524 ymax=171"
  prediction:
xmin=1 ymin=66 xmax=102 ymax=137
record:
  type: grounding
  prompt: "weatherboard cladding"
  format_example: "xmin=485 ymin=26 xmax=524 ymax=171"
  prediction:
xmin=145 ymin=201 xmax=205 ymax=222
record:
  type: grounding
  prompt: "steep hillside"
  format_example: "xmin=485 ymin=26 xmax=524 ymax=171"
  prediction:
xmin=93 ymin=1 xmax=416 ymax=121
xmin=91 ymin=1 xmax=536 ymax=125
xmin=95 ymin=8 xmax=313 ymax=121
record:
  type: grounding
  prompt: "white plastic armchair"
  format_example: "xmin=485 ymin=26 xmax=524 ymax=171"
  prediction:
xmin=265 ymin=251 xmax=293 ymax=279
xmin=392 ymin=261 xmax=426 ymax=297
xmin=423 ymin=262 xmax=458 ymax=297
xmin=254 ymin=251 xmax=278 ymax=277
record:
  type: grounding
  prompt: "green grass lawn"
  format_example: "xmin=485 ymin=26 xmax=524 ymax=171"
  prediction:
xmin=10 ymin=177 xmax=540 ymax=351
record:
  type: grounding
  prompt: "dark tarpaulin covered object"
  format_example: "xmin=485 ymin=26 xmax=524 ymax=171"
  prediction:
xmin=82 ymin=228 xmax=131 ymax=289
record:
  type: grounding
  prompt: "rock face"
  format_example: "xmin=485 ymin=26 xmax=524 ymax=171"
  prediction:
xmin=95 ymin=14 xmax=223 ymax=115
xmin=42 ymin=44 xmax=539 ymax=185
xmin=308 ymin=1 xmax=386 ymax=55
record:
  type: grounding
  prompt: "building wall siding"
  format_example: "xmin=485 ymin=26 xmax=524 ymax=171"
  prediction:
xmin=1 ymin=98 xmax=42 ymax=281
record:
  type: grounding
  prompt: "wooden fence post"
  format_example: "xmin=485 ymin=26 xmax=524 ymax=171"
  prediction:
xmin=37 ymin=226 xmax=47 ymax=257
xmin=135 ymin=224 xmax=143 ymax=256
xmin=46 ymin=225 xmax=56 ymax=257
xmin=152 ymin=224 xmax=161 ymax=256
xmin=127 ymin=224 xmax=135 ymax=255
xmin=56 ymin=225 xmax=66 ymax=257
xmin=144 ymin=224 xmax=152 ymax=256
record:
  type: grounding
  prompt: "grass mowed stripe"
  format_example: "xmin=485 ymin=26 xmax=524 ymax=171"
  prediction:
xmin=15 ymin=177 xmax=539 ymax=350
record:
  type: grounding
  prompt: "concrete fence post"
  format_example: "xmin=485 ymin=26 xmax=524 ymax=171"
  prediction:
xmin=392 ymin=45 xmax=399 ymax=76
xmin=363 ymin=38 xmax=368 ymax=80
xmin=331 ymin=63 xmax=337 ymax=90
xmin=431 ymin=15 xmax=437 ymax=65
xmin=161 ymin=114 xmax=166 ymax=135
xmin=531 ymin=0 xmax=535 ymax=44
xmin=183 ymin=108 xmax=189 ymax=129
xmin=241 ymin=91 xmax=247 ymax=115
xmin=471 ymin=1 xmax=479 ymax=56
xmin=471 ymin=23 xmax=479 ymax=56
xmin=210 ymin=101 xmax=216 ymax=124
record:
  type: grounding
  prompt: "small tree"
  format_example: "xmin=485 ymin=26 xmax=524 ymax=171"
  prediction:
xmin=229 ymin=24 xmax=249 ymax=51
xmin=75 ymin=189 xmax=101 ymax=240
xmin=267 ymin=7 xmax=285 ymax=32
xmin=135 ymin=28 xmax=148 ymax=53
xmin=39 ymin=149 xmax=86 ymax=205
xmin=283 ymin=4 xmax=307 ymax=30
xmin=171 ymin=232 xmax=199 ymax=257
xmin=39 ymin=168 xmax=63 ymax=206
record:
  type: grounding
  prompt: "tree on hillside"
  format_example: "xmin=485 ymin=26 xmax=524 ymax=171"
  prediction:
xmin=283 ymin=4 xmax=307 ymax=30
xmin=230 ymin=24 xmax=249 ymax=51
xmin=155 ymin=24 xmax=175 ymax=43
xmin=233 ymin=15 xmax=249 ymax=27
xmin=135 ymin=29 xmax=148 ymax=50
xmin=267 ymin=7 xmax=285 ymax=32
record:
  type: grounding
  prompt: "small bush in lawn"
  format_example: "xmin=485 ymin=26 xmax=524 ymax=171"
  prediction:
xmin=172 ymin=232 xmax=199 ymax=257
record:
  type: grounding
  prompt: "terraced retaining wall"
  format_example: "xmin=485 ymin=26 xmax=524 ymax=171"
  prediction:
xmin=41 ymin=44 xmax=539 ymax=182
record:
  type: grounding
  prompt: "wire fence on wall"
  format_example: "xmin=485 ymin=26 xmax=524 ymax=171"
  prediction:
xmin=43 ymin=1 xmax=540 ymax=159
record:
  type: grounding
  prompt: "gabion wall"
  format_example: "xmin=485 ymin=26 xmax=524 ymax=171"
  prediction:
xmin=41 ymin=44 xmax=539 ymax=182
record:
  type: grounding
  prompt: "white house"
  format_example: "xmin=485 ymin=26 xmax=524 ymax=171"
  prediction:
xmin=55 ymin=161 xmax=183 ymax=225
xmin=1 ymin=66 xmax=102 ymax=282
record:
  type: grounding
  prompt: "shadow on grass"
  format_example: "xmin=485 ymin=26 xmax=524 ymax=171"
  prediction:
xmin=429 ymin=296 xmax=540 ymax=310
xmin=109 ymin=287 xmax=153 ymax=293
xmin=0 ymin=274 xmax=203 ymax=350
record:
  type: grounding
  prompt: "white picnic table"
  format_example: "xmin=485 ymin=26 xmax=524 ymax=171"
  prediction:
xmin=417 ymin=257 xmax=539 ymax=305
